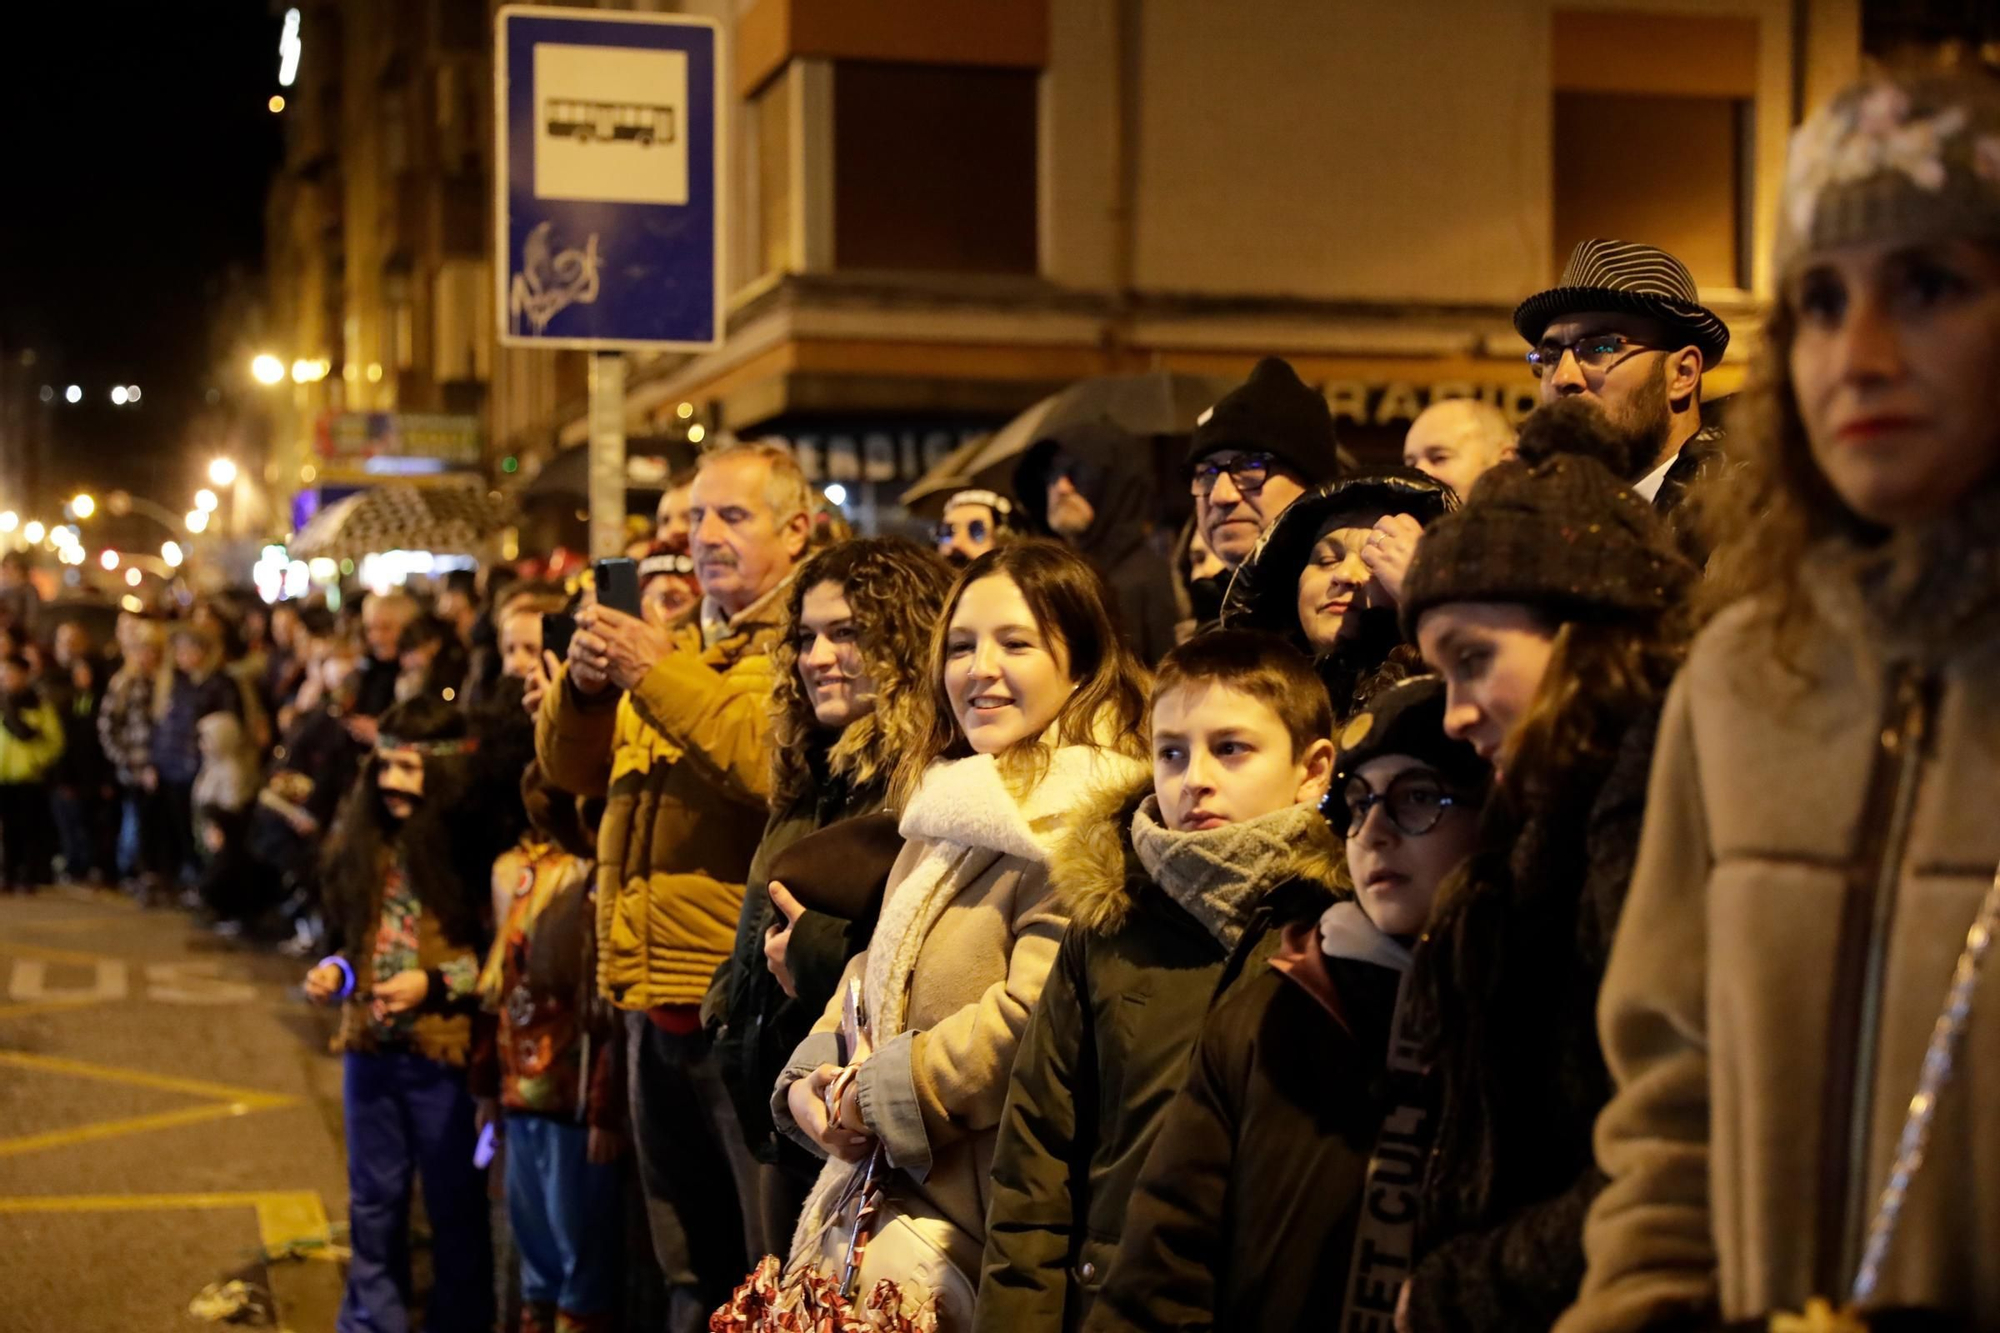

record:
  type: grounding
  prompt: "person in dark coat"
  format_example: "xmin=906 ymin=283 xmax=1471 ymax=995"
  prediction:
xmin=1016 ymin=420 xmax=1182 ymax=666
xmin=1086 ymin=675 xmax=1490 ymax=1333
xmin=148 ymin=623 xmax=243 ymax=890
xmin=974 ymin=630 xmax=1343 ymax=1333
xmin=1391 ymin=448 xmax=1695 ymax=1333
xmin=1187 ymin=356 xmax=1349 ymax=575
xmin=1222 ymin=467 xmax=1454 ymax=719
xmin=704 ymin=537 xmax=953 ymax=1259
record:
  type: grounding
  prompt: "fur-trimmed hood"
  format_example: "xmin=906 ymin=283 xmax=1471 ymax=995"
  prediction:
xmin=1050 ymin=770 xmax=1345 ymax=938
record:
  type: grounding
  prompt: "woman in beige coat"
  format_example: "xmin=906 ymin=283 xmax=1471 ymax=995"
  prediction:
xmin=1563 ymin=65 xmax=2000 ymax=1332
xmin=772 ymin=540 xmax=1149 ymax=1325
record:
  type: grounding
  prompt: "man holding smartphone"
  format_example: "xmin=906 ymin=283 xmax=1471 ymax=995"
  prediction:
xmin=535 ymin=439 xmax=810 ymax=1331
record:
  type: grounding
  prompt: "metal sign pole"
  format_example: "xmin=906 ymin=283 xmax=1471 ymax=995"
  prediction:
xmin=587 ymin=351 xmax=626 ymax=559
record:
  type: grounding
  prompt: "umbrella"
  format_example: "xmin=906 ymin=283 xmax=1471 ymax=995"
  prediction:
xmin=291 ymin=483 xmax=511 ymax=560
xmin=900 ymin=369 xmax=1239 ymax=512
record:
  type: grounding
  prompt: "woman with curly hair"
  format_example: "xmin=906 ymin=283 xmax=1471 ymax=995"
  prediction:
xmin=710 ymin=536 xmax=955 ymax=1257
xmin=770 ymin=539 xmax=1150 ymax=1325
xmin=1563 ymin=64 xmax=2000 ymax=1332
xmin=1391 ymin=426 xmax=1696 ymax=1333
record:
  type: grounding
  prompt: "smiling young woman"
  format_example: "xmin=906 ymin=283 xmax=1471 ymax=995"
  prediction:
xmin=769 ymin=539 xmax=1150 ymax=1324
xmin=1566 ymin=64 xmax=2000 ymax=1332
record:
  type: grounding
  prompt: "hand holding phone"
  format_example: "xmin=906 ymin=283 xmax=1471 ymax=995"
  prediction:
xmin=594 ymin=557 xmax=641 ymax=618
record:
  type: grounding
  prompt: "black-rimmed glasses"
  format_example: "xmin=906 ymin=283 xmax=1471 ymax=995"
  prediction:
xmin=1332 ymin=770 xmax=1465 ymax=838
xmin=1190 ymin=452 xmax=1279 ymax=497
xmin=1525 ymin=333 xmax=1656 ymax=380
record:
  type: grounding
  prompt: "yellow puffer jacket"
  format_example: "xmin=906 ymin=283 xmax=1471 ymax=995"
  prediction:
xmin=536 ymin=596 xmax=783 ymax=1011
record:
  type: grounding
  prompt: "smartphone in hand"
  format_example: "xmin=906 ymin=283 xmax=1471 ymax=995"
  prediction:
xmin=594 ymin=557 xmax=641 ymax=617
xmin=541 ymin=612 xmax=578 ymax=662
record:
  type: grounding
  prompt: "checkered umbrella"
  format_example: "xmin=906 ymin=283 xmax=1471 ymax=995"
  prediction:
xmin=290 ymin=484 xmax=511 ymax=560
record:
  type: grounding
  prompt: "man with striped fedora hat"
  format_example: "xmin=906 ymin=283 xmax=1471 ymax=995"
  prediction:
xmin=1514 ymin=239 xmax=1730 ymax=515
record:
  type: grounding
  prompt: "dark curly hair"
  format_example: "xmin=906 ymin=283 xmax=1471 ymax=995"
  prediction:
xmin=766 ymin=537 xmax=955 ymax=809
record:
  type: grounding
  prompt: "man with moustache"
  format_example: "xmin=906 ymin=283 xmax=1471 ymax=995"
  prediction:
xmin=536 ymin=439 xmax=810 ymax=1331
xmin=1514 ymin=239 xmax=1732 ymax=515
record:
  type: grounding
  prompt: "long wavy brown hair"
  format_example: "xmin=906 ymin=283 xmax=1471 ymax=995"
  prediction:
xmin=767 ymin=537 xmax=955 ymax=809
xmin=891 ymin=539 xmax=1150 ymax=806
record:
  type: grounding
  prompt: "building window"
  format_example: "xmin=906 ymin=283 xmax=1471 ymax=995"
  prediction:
xmin=750 ymin=66 xmax=795 ymax=281
xmin=1550 ymin=11 xmax=1758 ymax=291
xmin=831 ymin=62 xmax=1037 ymax=275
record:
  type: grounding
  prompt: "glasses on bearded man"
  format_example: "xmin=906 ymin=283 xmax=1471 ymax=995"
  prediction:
xmin=1524 ymin=332 xmax=1658 ymax=380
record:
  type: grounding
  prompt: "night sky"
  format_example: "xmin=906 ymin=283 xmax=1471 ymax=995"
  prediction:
xmin=1 ymin=2 xmax=282 ymax=508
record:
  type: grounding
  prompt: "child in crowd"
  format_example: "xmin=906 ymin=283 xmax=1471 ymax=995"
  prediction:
xmin=0 ymin=652 xmax=64 ymax=891
xmin=976 ymin=629 xmax=1343 ymax=1333
xmin=192 ymin=712 xmax=261 ymax=931
xmin=1087 ymin=675 xmax=1488 ymax=1332
xmin=477 ymin=763 xmax=623 ymax=1333
xmin=150 ymin=623 xmax=242 ymax=890
xmin=304 ymin=696 xmax=499 ymax=1333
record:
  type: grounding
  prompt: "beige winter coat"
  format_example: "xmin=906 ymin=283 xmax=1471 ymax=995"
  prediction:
xmin=1560 ymin=582 xmax=2000 ymax=1330
xmin=774 ymin=744 xmax=1150 ymax=1301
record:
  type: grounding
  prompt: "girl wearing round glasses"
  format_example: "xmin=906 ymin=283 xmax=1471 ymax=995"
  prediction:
xmin=1389 ymin=422 xmax=1696 ymax=1333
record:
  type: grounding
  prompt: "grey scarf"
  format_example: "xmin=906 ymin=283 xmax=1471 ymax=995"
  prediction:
xmin=1128 ymin=796 xmax=1330 ymax=950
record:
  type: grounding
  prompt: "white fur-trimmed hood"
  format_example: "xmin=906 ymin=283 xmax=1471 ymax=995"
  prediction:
xmin=899 ymin=746 xmax=1149 ymax=865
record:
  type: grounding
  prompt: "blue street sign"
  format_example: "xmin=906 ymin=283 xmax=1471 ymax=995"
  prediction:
xmin=494 ymin=7 xmax=722 ymax=351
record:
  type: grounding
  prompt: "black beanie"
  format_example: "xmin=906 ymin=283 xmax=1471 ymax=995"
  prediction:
xmin=1187 ymin=356 xmax=1343 ymax=486
xmin=1398 ymin=453 xmax=1695 ymax=640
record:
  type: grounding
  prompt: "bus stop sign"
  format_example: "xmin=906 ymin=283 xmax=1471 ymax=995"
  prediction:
xmin=494 ymin=7 xmax=722 ymax=351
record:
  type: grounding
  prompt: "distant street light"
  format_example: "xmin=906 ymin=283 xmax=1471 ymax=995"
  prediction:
xmin=126 ymin=385 xmax=141 ymax=403
xmin=99 ymin=550 xmax=119 ymax=571
xmin=251 ymin=354 xmax=286 ymax=386
xmin=208 ymin=457 xmax=239 ymax=487
xmin=195 ymin=489 xmax=219 ymax=513
xmin=110 ymin=386 xmax=129 ymax=406
xmin=0 ymin=513 xmax=16 ymax=533
xmin=70 ymin=493 xmax=95 ymax=519
xmin=269 ymin=94 xmax=286 ymax=114
xmin=161 ymin=541 xmax=183 ymax=567
xmin=125 ymin=567 xmax=143 ymax=587
xmin=23 ymin=521 xmax=44 ymax=544
xmin=64 ymin=385 xmax=81 ymax=404
xmin=185 ymin=510 xmax=209 ymax=534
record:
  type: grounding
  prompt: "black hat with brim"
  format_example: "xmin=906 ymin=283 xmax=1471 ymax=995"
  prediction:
xmin=1514 ymin=238 xmax=1731 ymax=368
xmin=1332 ymin=674 xmax=1488 ymax=792
xmin=1221 ymin=468 xmax=1456 ymax=640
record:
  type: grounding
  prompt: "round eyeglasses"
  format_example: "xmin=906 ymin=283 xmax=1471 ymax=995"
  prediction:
xmin=1331 ymin=769 xmax=1466 ymax=838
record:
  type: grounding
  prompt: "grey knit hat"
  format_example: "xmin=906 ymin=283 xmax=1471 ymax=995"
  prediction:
xmin=1777 ymin=65 xmax=2000 ymax=277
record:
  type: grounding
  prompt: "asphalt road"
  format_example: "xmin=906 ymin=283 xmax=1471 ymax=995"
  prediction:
xmin=0 ymin=888 xmax=350 ymax=1332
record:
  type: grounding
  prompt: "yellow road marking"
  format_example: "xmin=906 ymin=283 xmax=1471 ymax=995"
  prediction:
xmin=0 ymin=1050 xmax=297 ymax=1108
xmin=0 ymin=1190 xmax=333 ymax=1251
xmin=21 ymin=916 xmax=138 ymax=933
xmin=0 ymin=940 xmax=108 ymax=966
xmin=0 ymin=998 xmax=106 ymax=1022
xmin=0 ymin=1103 xmax=284 ymax=1158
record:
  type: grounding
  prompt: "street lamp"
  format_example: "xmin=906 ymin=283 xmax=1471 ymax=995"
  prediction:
xmin=23 ymin=521 xmax=44 ymax=544
xmin=161 ymin=541 xmax=183 ymax=568
xmin=99 ymin=550 xmax=119 ymax=571
xmin=63 ymin=385 xmax=81 ymax=404
xmin=0 ymin=513 xmax=16 ymax=533
xmin=70 ymin=493 xmax=95 ymax=520
xmin=208 ymin=457 xmax=239 ymax=487
xmin=195 ymin=488 xmax=219 ymax=513
xmin=110 ymin=386 xmax=129 ymax=406
xmin=250 ymin=354 xmax=285 ymax=386
xmin=185 ymin=509 xmax=209 ymax=535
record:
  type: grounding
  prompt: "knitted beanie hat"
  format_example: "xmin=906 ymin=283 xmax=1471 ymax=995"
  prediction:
xmin=1187 ymin=356 xmax=1344 ymax=486
xmin=1777 ymin=64 xmax=2000 ymax=278
xmin=1398 ymin=453 xmax=1695 ymax=639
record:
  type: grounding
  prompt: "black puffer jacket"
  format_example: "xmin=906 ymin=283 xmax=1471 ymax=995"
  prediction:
xmin=1402 ymin=708 xmax=1662 ymax=1333
xmin=975 ymin=783 xmax=1344 ymax=1333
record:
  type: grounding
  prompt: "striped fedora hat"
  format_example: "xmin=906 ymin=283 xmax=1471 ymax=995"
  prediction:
xmin=1513 ymin=239 xmax=1730 ymax=366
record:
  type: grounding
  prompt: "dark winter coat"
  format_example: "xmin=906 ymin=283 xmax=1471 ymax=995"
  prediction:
xmin=1402 ymin=708 xmax=1662 ymax=1333
xmin=47 ymin=676 xmax=112 ymax=790
xmin=712 ymin=758 xmax=885 ymax=1177
xmin=1650 ymin=422 xmax=1725 ymax=517
xmin=975 ymin=785 xmax=1344 ymax=1333
xmin=1085 ymin=916 xmax=1408 ymax=1333
xmin=149 ymin=669 xmax=241 ymax=785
